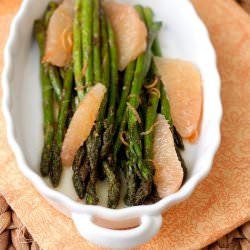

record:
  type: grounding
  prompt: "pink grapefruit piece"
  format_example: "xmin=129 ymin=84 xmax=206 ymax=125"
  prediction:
xmin=154 ymin=57 xmax=203 ymax=142
xmin=153 ymin=114 xmax=184 ymax=198
xmin=61 ymin=83 xmax=106 ymax=167
xmin=103 ymin=1 xmax=147 ymax=71
xmin=43 ymin=0 xmax=74 ymax=67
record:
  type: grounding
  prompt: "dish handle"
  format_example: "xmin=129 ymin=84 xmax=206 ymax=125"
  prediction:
xmin=72 ymin=212 xmax=162 ymax=249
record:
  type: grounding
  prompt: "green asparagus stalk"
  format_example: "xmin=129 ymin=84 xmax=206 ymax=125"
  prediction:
xmin=144 ymin=7 xmax=186 ymax=180
xmin=99 ymin=12 xmax=122 ymax=208
xmin=50 ymin=65 xmax=73 ymax=187
xmin=161 ymin=85 xmax=184 ymax=150
xmin=100 ymin=15 xmax=119 ymax=159
xmin=160 ymin=83 xmax=173 ymax=126
xmin=86 ymin=6 xmax=121 ymax=207
xmin=81 ymin=0 xmax=94 ymax=88
xmin=126 ymin=6 xmax=161 ymax=205
xmin=99 ymin=10 xmax=110 ymax=123
xmin=76 ymin=1 xmax=94 ymax=198
xmin=34 ymin=20 xmax=54 ymax=177
xmin=48 ymin=65 xmax=62 ymax=102
xmin=73 ymin=0 xmax=84 ymax=100
xmin=144 ymin=7 xmax=184 ymax=150
xmin=71 ymin=0 xmax=88 ymax=199
xmin=96 ymin=12 xmax=121 ymax=207
xmin=143 ymin=8 xmax=160 ymax=164
xmin=115 ymin=61 xmax=136 ymax=130
xmin=84 ymin=0 xmax=100 ymax=205
xmin=44 ymin=2 xmax=63 ymax=104
xmin=85 ymin=0 xmax=102 ymax=205
xmin=93 ymin=0 xmax=102 ymax=82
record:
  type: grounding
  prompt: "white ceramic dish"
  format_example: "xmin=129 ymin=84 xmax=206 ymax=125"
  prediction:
xmin=2 ymin=0 xmax=222 ymax=249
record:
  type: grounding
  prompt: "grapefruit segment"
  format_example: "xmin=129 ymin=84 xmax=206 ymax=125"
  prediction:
xmin=154 ymin=57 xmax=203 ymax=141
xmin=61 ymin=83 xmax=106 ymax=167
xmin=103 ymin=1 xmax=147 ymax=71
xmin=43 ymin=0 xmax=74 ymax=67
xmin=153 ymin=114 xmax=184 ymax=198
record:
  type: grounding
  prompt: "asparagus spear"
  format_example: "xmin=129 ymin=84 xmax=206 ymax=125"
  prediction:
xmin=86 ymin=6 xmax=121 ymax=207
xmin=81 ymin=0 xmax=94 ymax=88
xmin=85 ymin=0 xmax=101 ymax=205
xmin=144 ymin=7 xmax=184 ymax=151
xmin=93 ymin=0 xmax=102 ymax=82
xmin=100 ymin=15 xmax=119 ymax=159
xmin=48 ymin=65 xmax=62 ymax=102
xmin=73 ymin=0 xmax=94 ymax=202
xmin=72 ymin=145 xmax=86 ymax=199
xmin=50 ymin=65 xmax=73 ymax=187
xmin=143 ymin=9 xmax=160 ymax=164
xmin=72 ymin=0 xmax=95 ymax=194
xmin=115 ymin=61 xmax=136 ymax=130
xmin=160 ymin=83 xmax=173 ymax=126
xmin=34 ymin=20 xmax=54 ymax=177
xmin=144 ymin=7 xmax=186 ymax=181
xmin=99 ymin=10 xmax=110 ymax=123
xmin=73 ymin=0 xmax=84 ymax=100
xmin=43 ymin=2 xmax=63 ymax=103
xmin=160 ymin=83 xmax=184 ymax=149
xmin=126 ymin=6 xmax=161 ymax=205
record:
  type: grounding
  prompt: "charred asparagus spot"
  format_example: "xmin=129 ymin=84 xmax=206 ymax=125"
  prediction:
xmin=34 ymin=20 xmax=54 ymax=177
xmin=72 ymin=145 xmax=86 ymax=199
xmin=173 ymin=126 xmax=184 ymax=150
xmin=143 ymin=184 xmax=160 ymax=205
xmin=85 ymin=181 xmax=99 ymax=205
xmin=50 ymin=64 xmax=73 ymax=187
xmin=176 ymin=147 xmax=188 ymax=182
xmin=85 ymin=131 xmax=100 ymax=205
xmin=103 ymin=160 xmax=121 ymax=209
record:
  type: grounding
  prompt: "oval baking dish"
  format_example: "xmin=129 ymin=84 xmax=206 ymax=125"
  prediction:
xmin=2 ymin=0 xmax=222 ymax=248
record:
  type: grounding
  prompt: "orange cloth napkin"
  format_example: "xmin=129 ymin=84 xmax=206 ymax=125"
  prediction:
xmin=1 ymin=0 xmax=250 ymax=249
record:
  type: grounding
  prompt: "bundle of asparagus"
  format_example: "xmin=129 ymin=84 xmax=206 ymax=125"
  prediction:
xmin=34 ymin=0 xmax=186 ymax=209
